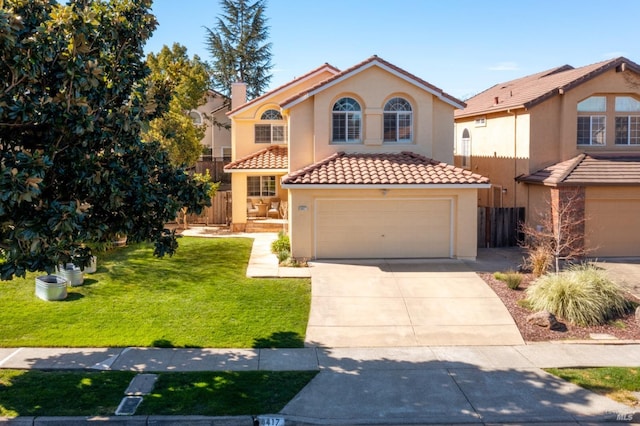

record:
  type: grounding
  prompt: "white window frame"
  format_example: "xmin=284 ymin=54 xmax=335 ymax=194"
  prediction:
xmin=255 ymin=109 xmax=286 ymax=144
xmin=460 ymin=129 xmax=471 ymax=169
xmin=332 ymin=97 xmax=362 ymax=144
xmin=577 ymin=115 xmax=606 ymax=145
xmin=383 ymin=97 xmax=413 ymax=143
xmin=247 ymin=176 xmax=276 ymax=197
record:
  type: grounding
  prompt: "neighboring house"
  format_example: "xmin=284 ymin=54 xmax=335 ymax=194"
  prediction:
xmin=454 ymin=57 xmax=640 ymax=256
xmin=225 ymin=56 xmax=490 ymax=260
xmin=192 ymin=90 xmax=231 ymax=187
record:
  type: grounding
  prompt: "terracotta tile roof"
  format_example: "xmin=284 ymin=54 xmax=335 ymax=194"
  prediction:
xmin=456 ymin=57 xmax=640 ymax=119
xmin=282 ymin=152 xmax=489 ymax=185
xmin=518 ymin=153 xmax=640 ymax=186
xmin=224 ymin=146 xmax=288 ymax=171
xmin=227 ymin=63 xmax=340 ymax=117
xmin=281 ymin=55 xmax=465 ymax=110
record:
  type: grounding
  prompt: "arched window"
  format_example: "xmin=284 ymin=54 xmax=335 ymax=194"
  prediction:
xmin=383 ymin=97 xmax=412 ymax=142
xmin=615 ymin=96 xmax=640 ymax=145
xmin=332 ymin=97 xmax=361 ymax=143
xmin=255 ymin=108 xmax=286 ymax=144
xmin=461 ymin=128 xmax=471 ymax=168
xmin=261 ymin=109 xmax=282 ymax=120
xmin=189 ymin=110 xmax=203 ymax=126
xmin=577 ymin=96 xmax=606 ymax=145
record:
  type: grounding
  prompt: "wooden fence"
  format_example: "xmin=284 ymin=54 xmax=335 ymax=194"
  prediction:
xmin=181 ymin=190 xmax=231 ymax=226
xmin=477 ymin=207 xmax=525 ymax=248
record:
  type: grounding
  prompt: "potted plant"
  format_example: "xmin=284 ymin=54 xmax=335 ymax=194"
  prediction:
xmin=35 ymin=275 xmax=68 ymax=301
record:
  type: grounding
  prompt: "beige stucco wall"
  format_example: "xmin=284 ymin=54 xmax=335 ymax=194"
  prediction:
xmin=286 ymin=66 xmax=456 ymax=171
xmin=287 ymin=187 xmax=480 ymax=260
xmin=230 ymin=69 xmax=337 ymax=161
xmin=454 ymin=112 xmax=530 ymax=207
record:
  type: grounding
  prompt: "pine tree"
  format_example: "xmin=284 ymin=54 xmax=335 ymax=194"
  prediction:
xmin=205 ymin=0 xmax=273 ymax=100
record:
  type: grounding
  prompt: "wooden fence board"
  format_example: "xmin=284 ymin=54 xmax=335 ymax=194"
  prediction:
xmin=477 ymin=207 xmax=525 ymax=248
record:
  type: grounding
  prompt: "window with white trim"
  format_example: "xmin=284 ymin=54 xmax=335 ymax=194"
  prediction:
xmin=332 ymin=97 xmax=361 ymax=143
xmin=615 ymin=96 xmax=640 ymax=145
xmin=577 ymin=96 xmax=606 ymax=145
xmin=383 ymin=97 xmax=413 ymax=142
xmin=247 ymin=176 xmax=276 ymax=197
xmin=461 ymin=128 xmax=471 ymax=169
xmin=189 ymin=110 xmax=203 ymax=126
xmin=255 ymin=109 xmax=286 ymax=144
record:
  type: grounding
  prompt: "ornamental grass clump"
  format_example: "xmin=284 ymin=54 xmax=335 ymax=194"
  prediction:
xmin=525 ymin=264 xmax=632 ymax=326
xmin=493 ymin=270 xmax=524 ymax=290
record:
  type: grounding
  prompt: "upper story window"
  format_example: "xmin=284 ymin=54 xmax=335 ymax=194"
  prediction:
xmin=189 ymin=110 xmax=203 ymax=126
xmin=383 ymin=97 xmax=413 ymax=143
xmin=332 ymin=97 xmax=361 ymax=143
xmin=577 ymin=96 xmax=606 ymax=145
xmin=255 ymin=109 xmax=286 ymax=144
xmin=615 ymin=96 xmax=640 ymax=145
xmin=460 ymin=128 xmax=471 ymax=169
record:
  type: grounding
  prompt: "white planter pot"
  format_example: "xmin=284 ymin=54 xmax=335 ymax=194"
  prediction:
xmin=82 ymin=256 xmax=97 ymax=274
xmin=57 ymin=263 xmax=84 ymax=287
xmin=35 ymin=275 xmax=68 ymax=301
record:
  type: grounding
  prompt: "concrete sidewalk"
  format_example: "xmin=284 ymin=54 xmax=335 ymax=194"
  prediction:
xmin=0 ymin=344 xmax=639 ymax=425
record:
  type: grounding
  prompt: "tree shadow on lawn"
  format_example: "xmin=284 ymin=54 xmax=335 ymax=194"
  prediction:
xmin=253 ymin=331 xmax=304 ymax=348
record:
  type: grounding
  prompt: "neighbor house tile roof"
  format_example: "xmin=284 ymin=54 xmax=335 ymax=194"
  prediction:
xmin=456 ymin=57 xmax=640 ymax=119
xmin=517 ymin=153 xmax=640 ymax=186
xmin=281 ymin=55 xmax=465 ymax=110
xmin=224 ymin=146 xmax=288 ymax=170
xmin=281 ymin=152 xmax=489 ymax=185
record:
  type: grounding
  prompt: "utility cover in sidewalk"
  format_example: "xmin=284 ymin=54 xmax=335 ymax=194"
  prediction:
xmin=115 ymin=396 xmax=143 ymax=416
xmin=125 ymin=373 xmax=158 ymax=395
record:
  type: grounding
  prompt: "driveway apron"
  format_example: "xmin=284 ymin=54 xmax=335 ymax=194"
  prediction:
xmin=305 ymin=259 xmax=524 ymax=347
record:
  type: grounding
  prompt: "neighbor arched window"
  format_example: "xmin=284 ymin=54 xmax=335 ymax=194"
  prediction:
xmin=255 ymin=108 xmax=286 ymax=144
xmin=461 ymin=128 xmax=471 ymax=168
xmin=332 ymin=97 xmax=361 ymax=143
xmin=189 ymin=110 xmax=203 ymax=126
xmin=383 ymin=97 xmax=412 ymax=142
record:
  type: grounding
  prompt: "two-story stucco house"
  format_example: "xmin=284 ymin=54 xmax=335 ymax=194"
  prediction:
xmin=226 ymin=56 xmax=490 ymax=260
xmin=191 ymin=90 xmax=231 ymax=186
xmin=455 ymin=57 xmax=640 ymax=256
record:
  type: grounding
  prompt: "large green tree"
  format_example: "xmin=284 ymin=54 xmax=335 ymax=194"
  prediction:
xmin=205 ymin=0 xmax=272 ymax=100
xmin=143 ymin=43 xmax=210 ymax=167
xmin=0 ymin=0 xmax=211 ymax=279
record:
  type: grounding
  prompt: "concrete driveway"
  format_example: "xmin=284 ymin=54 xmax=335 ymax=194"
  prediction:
xmin=305 ymin=259 xmax=525 ymax=347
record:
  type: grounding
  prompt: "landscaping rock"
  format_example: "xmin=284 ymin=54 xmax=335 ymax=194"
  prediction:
xmin=527 ymin=310 xmax=562 ymax=330
xmin=636 ymin=306 xmax=640 ymax=325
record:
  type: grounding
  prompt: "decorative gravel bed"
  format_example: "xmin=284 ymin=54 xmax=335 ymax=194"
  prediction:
xmin=480 ymin=272 xmax=640 ymax=342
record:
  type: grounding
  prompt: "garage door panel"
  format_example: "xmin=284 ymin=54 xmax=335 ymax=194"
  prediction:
xmin=316 ymin=199 xmax=452 ymax=259
xmin=586 ymin=199 xmax=640 ymax=257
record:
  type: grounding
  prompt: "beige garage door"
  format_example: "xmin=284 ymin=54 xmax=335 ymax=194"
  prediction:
xmin=315 ymin=199 xmax=452 ymax=258
xmin=586 ymin=196 xmax=640 ymax=257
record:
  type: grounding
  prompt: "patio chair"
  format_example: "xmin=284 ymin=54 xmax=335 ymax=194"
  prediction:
xmin=267 ymin=198 xmax=280 ymax=218
xmin=247 ymin=199 xmax=259 ymax=218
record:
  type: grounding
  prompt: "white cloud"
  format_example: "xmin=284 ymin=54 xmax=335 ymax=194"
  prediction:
xmin=488 ymin=62 xmax=520 ymax=71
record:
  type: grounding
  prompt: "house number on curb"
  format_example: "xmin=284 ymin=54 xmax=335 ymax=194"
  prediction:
xmin=256 ymin=415 xmax=285 ymax=425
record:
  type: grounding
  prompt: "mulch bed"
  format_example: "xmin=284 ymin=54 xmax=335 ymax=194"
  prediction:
xmin=479 ymin=273 xmax=640 ymax=342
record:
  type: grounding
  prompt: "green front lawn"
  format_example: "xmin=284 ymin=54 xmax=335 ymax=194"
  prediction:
xmin=0 ymin=237 xmax=311 ymax=348
xmin=546 ymin=367 xmax=640 ymax=406
xmin=0 ymin=369 xmax=317 ymax=417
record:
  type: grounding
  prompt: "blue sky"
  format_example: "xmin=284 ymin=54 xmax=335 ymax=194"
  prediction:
xmin=144 ymin=0 xmax=640 ymax=100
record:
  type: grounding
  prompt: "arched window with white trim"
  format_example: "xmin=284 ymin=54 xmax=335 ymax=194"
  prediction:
xmin=383 ymin=97 xmax=412 ymax=142
xmin=332 ymin=97 xmax=361 ymax=143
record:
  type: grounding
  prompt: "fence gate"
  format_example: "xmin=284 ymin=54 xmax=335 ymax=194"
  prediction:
xmin=477 ymin=207 xmax=525 ymax=248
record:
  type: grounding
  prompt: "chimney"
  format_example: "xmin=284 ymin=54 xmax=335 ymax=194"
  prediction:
xmin=231 ymin=81 xmax=247 ymax=110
